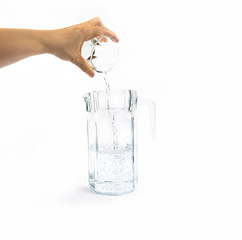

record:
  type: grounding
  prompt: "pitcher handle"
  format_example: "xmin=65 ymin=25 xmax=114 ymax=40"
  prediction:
xmin=138 ymin=98 xmax=156 ymax=140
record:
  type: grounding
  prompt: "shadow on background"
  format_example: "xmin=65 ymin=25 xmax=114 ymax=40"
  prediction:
xmin=61 ymin=185 xmax=116 ymax=206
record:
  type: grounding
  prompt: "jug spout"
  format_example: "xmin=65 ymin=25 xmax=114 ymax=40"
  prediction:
xmin=83 ymin=93 xmax=91 ymax=112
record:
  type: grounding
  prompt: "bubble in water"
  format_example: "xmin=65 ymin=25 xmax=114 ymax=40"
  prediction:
xmin=89 ymin=144 xmax=135 ymax=195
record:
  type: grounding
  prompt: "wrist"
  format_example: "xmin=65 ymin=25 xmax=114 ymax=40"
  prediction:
xmin=39 ymin=29 xmax=59 ymax=56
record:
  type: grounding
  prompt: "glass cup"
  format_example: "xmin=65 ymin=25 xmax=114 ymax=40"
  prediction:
xmin=86 ymin=36 xmax=119 ymax=74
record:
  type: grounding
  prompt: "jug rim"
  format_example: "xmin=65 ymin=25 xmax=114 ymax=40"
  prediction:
xmin=83 ymin=90 xmax=138 ymax=112
xmin=83 ymin=89 xmax=137 ymax=96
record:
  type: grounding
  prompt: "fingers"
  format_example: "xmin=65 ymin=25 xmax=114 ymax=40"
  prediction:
xmin=81 ymin=17 xmax=119 ymax=43
xmin=87 ymin=26 xmax=120 ymax=43
xmin=83 ymin=17 xmax=104 ymax=27
xmin=72 ymin=55 xmax=95 ymax=77
xmin=72 ymin=17 xmax=119 ymax=76
xmin=97 ymin=36 xmax=108 ymax=42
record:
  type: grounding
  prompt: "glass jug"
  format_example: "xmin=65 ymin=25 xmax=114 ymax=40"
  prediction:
xmin=83 ymin=90 xmax=155 ymax=195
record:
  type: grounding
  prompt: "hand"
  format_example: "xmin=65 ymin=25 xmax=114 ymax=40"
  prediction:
xmin=46 ymin=17 xmax=119 ymax=77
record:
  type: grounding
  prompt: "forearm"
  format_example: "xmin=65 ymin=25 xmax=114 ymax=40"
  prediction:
xmin=0 ymin=18 xmax=119 ymax=76
xmin=0 ymin=28 xmax=53 ymax=68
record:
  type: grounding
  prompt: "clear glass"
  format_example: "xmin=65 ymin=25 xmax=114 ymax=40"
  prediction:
xmin=83 ymin=90 xmax=138 ymax=195
xmin=86 ymin=36 xmax=119 ymax=74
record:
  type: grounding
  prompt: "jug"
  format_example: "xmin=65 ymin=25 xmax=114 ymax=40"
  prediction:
xmin=83 ymin=90 xmax=155 ymax=195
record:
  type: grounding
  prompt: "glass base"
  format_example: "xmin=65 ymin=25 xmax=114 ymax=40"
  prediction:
xmin=89 ymin=180 xmax=135 ymax=196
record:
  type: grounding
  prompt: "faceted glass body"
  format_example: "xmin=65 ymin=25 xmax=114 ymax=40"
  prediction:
xmin=83 ymin=90 xmax=137 ymax=195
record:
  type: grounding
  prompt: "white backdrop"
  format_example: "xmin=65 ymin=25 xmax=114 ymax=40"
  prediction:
xmin=0 ymin=0 xmax=242 ymax=239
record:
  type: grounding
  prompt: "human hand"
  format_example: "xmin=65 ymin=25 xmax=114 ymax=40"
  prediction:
xmin=45 ymin=17 xmax=119 ymax=77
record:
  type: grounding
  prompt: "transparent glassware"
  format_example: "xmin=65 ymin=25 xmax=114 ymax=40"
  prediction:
xmin=83 ymin=90 xmax=155 ymax=195
xmin=86 ymin=36 xmax=119 ymax=74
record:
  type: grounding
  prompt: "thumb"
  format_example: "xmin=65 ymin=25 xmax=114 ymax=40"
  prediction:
xmin=73 ymin=55 xmax=95 ymax=77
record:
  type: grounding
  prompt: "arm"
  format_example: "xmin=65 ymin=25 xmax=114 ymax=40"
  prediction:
xmin=0 ymin=29 xmax=50 ymax=68
xmin=0 ymin=17 xmax=119 ymax=77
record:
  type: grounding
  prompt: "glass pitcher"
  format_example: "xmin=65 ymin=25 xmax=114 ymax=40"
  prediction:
xmin=83 ymin=90 xmax=155 ymax=195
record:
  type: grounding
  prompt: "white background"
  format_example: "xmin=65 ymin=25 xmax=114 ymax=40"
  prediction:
xmin=0 ymin=0 xmax=242 ymax=239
